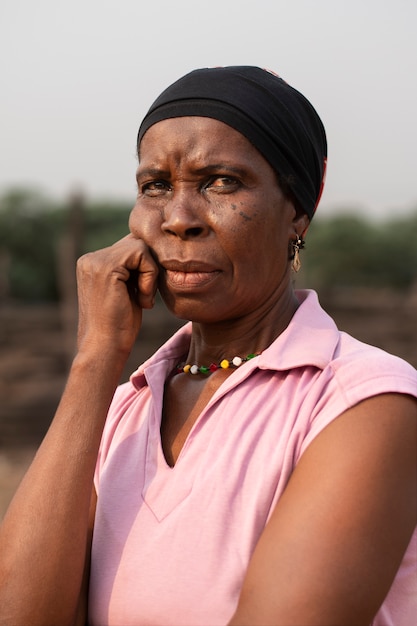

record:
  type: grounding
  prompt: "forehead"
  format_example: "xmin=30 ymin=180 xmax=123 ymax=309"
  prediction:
xmin=138 ymin=116 xmax=260 ymax=163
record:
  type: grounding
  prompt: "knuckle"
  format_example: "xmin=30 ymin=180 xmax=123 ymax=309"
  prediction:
xmin=77 ymin=251 xmax=96 ymax=273
xmin=77 ymin=251 xmax=91 ymax=266
xmin=76 ymin=250 xmax=111 ymax=280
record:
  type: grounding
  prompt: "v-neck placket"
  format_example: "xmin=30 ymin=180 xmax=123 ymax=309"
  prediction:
xmin=140 ymin=356 xmax=261 ymax=521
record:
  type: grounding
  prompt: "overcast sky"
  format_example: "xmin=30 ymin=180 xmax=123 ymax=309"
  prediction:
xmin=1 ymin=0 xmax=416 ymax=220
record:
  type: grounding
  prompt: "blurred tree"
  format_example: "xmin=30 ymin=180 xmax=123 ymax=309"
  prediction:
xmin=0 ymin=189 xmax=64 ymax=300
xmin=306 ymin=211 xmax=417 ymax=291
xmin=306 ymin=214 xmax=375 ymax=288
xmin=83 ymin=200 xmax=131 ymax=252
xmin=0 ymin=189 xmax=131 ymax=301
xmin=374 ymin=213 xmax=417 ymax=289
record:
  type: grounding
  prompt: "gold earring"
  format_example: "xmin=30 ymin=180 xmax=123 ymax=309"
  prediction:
xmin=291 ymin=235 xmax=304 ymax=272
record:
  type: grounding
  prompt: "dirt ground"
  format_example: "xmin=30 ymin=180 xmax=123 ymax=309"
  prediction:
xmin=1 ymin=287 xmax=416 ymax=519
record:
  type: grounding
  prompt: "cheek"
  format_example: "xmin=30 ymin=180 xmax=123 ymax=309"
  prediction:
xmin=227 ymin=201 xmax=259 ymax=225
xmin=128 ymin=205 xmax=161 ymax=241
xmin=213 ymin=200 xmax=262 ymax=246
xmin=229 ymin=208 xmax=289 ymax=274
xmin=225 ymin=199 xmax=277 ymax=246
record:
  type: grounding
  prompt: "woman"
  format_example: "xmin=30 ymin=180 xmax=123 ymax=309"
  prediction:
xmin=0 ymin=66 xmax=416 ymax=626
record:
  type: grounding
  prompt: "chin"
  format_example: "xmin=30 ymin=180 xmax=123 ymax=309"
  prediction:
xmin=160 ymin=291 xmax=225 ymax=325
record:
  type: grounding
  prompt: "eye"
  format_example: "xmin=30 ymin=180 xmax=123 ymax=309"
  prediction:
xmin=204 ymin=176 xmax=240 ymax=193
xmin=141 ymin=180 xmax=171 ymax=196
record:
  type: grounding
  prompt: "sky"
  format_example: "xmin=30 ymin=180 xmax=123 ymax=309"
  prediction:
xmin=0 ymin=0 xmax=416 ymax=220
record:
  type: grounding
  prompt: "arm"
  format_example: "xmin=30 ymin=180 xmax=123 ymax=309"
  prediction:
xmin=229 ymin=392 xmax=417 ymax=626
xmin=0 ymin=235 xmax=158 ymax=626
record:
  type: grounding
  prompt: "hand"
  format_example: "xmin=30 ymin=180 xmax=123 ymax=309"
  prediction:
xmin=76 ymin=235 xmax=158 ymax=358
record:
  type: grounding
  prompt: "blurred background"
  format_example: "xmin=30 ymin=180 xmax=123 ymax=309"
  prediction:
xmin=1 ymin=0 xmax=416 ymax=516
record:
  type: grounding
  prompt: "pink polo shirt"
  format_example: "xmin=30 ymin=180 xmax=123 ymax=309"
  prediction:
xmin=89 ymin=290 xmax=417 ymax=626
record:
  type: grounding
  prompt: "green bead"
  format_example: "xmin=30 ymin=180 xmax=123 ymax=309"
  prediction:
xmin=199 ymin=366 xmax=210 ymax=374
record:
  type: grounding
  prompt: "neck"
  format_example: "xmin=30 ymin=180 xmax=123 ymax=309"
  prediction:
xmin=185 ymin=288 xmax=300 ymax=365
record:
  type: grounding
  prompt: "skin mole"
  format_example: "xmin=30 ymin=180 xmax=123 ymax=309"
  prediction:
xmin=237 ymin=202 xmax=254 ymax=222
xmin=227 ymin=202 xmax=252 ymax=221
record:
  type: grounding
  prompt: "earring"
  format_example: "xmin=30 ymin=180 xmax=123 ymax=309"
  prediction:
xmin=291 ymin=235 xmax=305 ymax=272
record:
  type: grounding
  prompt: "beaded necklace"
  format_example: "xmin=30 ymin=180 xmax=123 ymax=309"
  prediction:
xmin=175 ymin=352 xmax=260 ymax=375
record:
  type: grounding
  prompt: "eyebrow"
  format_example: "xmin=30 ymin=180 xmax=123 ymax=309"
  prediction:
xmin=136 ymin=163 xmax=249 ymax=181
xmin=136 ymin=167 xmax=171 ymax=182
xmin=193 ymin=164 xmax=249 ymax=177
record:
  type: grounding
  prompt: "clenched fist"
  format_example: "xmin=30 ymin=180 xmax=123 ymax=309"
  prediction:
xmin=76 ymin=235 xmax=159 ymax=359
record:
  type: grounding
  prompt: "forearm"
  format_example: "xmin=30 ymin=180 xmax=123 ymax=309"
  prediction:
xmin=0 ymin=349 xmax=125 ymax=626
xmin=0 ymin=236 xmax=158 ymax=624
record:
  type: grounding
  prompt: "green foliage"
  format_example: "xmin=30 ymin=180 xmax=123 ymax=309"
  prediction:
xmin=83 ymin=201 xmax=131 ymax=252
xmin=0 ymin=188 xmax=416 ymax=302
xmin=0 ymin=189 xmax=65 ymax=300
xmin=0 ymin=189 xmax=131 ymax=301
xmin=306 ymin=211 xmax=417 ymax=291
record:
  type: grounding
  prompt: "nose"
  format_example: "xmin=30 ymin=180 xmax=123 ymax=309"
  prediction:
xmin=162 ymin=196 xmax=209 ymax=240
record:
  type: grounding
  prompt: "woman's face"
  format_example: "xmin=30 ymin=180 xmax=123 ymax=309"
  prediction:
xmin=129 ymin=116 xmax=308 ymax=323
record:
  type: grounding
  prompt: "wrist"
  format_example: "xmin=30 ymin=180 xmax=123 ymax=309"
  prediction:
xmin=76 ymin=334 xmax=133 ymax=363
xmin=71 ymin=345 xmax=129 ymax=385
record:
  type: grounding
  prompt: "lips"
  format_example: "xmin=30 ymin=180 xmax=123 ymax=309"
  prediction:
xmin=160 ymin=260 xmax=221 ymax=289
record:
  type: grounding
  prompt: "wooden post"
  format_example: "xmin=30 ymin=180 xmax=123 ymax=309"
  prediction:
xmin=57 ymin=189 xmax=85 ymax=367
xmin=0 ymin=250 xmax=11 ymax=302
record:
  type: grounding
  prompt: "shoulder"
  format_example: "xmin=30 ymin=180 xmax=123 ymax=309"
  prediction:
xmin=270 ymin=291 xmax=416 ymax=397
xmin=299 ymin=340 xmax=416 ymax=457
xmin=324 ymin=332 xmax=417 ymax=411
xmin=269 ymin=291 xmax=417 ymax=458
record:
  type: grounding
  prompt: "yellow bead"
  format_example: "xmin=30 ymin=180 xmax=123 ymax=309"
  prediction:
xmin=220 ymin=359 xmax=230 ymax=369
xmin=183 ymin=364 xmax=191 ymax=373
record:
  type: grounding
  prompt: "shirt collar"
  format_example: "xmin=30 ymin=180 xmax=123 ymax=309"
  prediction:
xmin=130 ymin=323 xmax=192 ymax=390
xmin=258 ymin=289 xmax=340 ymax=371
xmin=130 ymin=290 xmax=340 ymax=389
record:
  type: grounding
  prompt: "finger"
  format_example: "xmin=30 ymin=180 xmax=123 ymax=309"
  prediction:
xmin=137 ymin=261 xmax=158 ymax=309
xmin=113 ymin=236 xmax=158 ymax=308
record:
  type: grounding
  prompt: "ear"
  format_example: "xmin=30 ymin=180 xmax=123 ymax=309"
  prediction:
xmin=293 ymin=211 xmax=310 ymax=239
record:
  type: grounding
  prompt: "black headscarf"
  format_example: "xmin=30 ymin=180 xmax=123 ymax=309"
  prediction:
xmin=137 ymin=66 xmax=327 ymax=220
